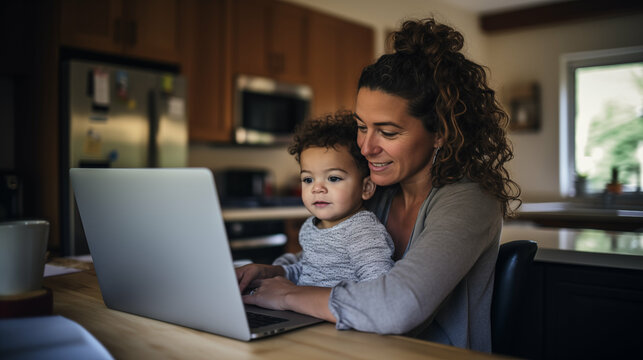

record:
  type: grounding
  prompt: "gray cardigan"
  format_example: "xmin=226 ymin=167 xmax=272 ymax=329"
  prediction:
xmin=327 ymin=180 xmax=501 ymax=352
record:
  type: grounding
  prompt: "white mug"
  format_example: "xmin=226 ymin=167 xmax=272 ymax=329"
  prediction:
xmin=0 ymin=220 xmax=49 ymax=296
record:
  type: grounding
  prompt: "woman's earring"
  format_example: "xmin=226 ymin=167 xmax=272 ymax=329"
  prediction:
xmin=431 ymin=146 xmax=441 ymax=166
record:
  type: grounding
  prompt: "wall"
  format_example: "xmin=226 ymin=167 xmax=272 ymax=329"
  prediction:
xmin=188 ymin=0 xmax=482 ymax=193
xmin=487 ymin=13 xmax=643 ymax=202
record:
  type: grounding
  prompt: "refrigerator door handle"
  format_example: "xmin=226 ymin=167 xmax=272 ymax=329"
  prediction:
xmin=147 ymin=90 xmax=159 ymax=168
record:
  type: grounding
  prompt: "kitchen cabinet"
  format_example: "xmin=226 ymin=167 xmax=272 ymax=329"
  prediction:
xmin=190 ymin=0 xmax=374 ymax=142
xmin=59 ymin=0 xmax=182 ymax=64
xmin=59 ymin=0 xmax=122 ymax=54
xmin=232 ymin=0 xmax=309 ymax=84
xmin=182 ymin=0 xmax=231 ymax=142
xmin=306 ymin=11 xmax=338 ymax=118
xmin=512 ymin=261 xmax=643 ymax=359
xmin=544 ymin=264 xmax=642 ymax=359
xmin=334 ymin=19 xmax=374 ymax=112
xmin=307 ymin=12 xmax=374 ymax=118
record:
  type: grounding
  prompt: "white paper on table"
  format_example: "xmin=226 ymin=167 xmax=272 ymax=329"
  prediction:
xmin=44 ymin=264 xmax=83 ymax=277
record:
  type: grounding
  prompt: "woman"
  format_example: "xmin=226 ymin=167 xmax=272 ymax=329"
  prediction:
xmin=236 ymin=18 xmax=520 ymax=352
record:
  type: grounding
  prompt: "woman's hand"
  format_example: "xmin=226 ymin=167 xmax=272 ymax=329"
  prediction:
xmin=243 ymin=277 xmax=337 ymax=323
xmin=242 ymin=276 xmax=295 ymax=310
xmin=235 ymin=264 xmax=285 ymax=293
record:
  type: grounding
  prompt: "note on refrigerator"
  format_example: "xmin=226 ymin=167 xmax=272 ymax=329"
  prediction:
xmin=93 ymin=69 xmax=110 ymax=106
xmin=168 ymin=97 xmax=185 ymax=117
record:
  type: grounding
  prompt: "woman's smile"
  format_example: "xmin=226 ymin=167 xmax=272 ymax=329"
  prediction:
xmin=368 ymin=160 xmax=393 ymax=172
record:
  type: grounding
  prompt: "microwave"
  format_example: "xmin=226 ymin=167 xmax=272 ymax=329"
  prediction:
xmin=234 ymin=75 xmax=312 ymax=144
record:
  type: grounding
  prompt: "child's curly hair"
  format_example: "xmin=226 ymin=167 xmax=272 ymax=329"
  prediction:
xmin=289 ymin=111 xmax=369 ymax=178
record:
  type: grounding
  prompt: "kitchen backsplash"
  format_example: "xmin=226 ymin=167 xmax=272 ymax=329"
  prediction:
xmin=188 ymin=143 xmax=300 ymax=196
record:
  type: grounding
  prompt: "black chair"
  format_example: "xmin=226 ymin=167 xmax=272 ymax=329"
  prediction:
xmin=491 ymin=240 xmax=538 ymax=356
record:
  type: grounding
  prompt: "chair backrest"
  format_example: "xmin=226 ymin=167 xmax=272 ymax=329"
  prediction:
xmin=491 ymin=240 xmax=537 ymax=355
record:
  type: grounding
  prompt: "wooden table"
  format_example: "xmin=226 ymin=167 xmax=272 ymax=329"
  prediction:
xmin=43 ymin=270 xmax=508 ymax=360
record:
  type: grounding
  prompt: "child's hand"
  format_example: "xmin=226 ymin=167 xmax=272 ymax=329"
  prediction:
xmin=235 ymin=264 xmax=285 ymax=293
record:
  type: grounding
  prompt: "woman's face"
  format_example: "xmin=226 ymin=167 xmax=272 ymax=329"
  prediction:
xmin=355 ymin=88 xmax=440 ymax=188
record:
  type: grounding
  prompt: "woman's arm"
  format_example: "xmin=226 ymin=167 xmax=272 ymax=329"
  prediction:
xmin=330 ymin=182 xmax=502 ymax=334
xmin=241 ymin=276 xmax=336 ymax=322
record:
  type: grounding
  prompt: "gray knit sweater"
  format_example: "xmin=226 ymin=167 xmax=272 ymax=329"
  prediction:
xmin=282 ymin=210 xmax=394 ymax=287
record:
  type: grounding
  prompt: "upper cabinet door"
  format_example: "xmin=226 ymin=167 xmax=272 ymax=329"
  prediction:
xmin=306 ymin=13 xmax=374 ymax=117
xmin=232 ymin=0 xmax=309 ymax=83
xmin=269 ymin=1 xmax=308 ymax=84
xmin=183 ymin=0 xmax=232 ymax=142
xmin=123 ymin=0 xmax=182 ymax=63
xmin=307 ymin=11 xmax=340 ymax=118
xmin=232 ymin=0 xmax=270 ymax=78
xmin=335 ymin=19 xmax=374 ymax=111
xmin=59 ymin=0 xmax=124 ymax=54
xmin=59 ymin=0 xmax=181 ymax=64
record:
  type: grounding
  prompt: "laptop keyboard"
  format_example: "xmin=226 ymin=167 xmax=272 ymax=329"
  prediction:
xmin=247 ymin=312 xmax=288 ymax=328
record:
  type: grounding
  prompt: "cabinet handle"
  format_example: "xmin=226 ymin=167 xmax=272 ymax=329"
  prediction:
xmin=127 ymin=21 xmax=137 ymax=46
xmin=114 ymin=19 xmax=123 ymax=43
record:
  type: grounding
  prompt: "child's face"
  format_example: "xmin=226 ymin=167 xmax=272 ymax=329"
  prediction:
xmin=299 ymin=146 xmax=372 ymax=229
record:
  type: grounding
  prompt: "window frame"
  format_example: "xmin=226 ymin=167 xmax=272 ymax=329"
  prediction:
xmin=559 ymin=45 xmax=643 ymax=197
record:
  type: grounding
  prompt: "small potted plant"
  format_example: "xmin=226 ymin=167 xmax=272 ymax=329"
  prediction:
xmin=606 ymin=167 xmax=622 ymax=194
xmin=574 ymin=173 xmax=588 ymax=197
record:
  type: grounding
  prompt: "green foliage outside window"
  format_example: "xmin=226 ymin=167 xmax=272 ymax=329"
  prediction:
xmin=576 ymin=63 xmax=643 ymax=193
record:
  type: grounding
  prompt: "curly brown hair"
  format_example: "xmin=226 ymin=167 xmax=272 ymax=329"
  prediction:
xmin=289 ymin=111 xmax=369 ymax=178
xmin=358 ymin=18 xmax=521 ymax=217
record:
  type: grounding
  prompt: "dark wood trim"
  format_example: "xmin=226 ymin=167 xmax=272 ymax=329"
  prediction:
xmin=480 ymin=0 xmax=643 ymax=33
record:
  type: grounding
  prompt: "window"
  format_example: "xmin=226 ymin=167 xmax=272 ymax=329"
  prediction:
xmin=561 ymin=46 xmax=643 ymax=197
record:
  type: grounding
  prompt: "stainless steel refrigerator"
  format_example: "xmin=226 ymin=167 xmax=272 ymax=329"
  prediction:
xmin=60 ymin=59 xmax=188 ymax=255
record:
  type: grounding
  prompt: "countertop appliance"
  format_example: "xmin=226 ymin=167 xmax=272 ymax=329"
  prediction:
xmin=214 ymin=168 xmax=303 ymax=208
xmin=234 ymin=75 xmax=312 ymax=145
xmin=215 ymin=168 xmax=273 ymax=200
xmin=60 ymin=59 xmax=188 ymax=255
xmin=214 ymin=168 xmax=303 ymax=264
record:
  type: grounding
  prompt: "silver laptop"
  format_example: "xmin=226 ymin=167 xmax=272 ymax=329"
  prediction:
xmin=70 ymin=168 xmax=322 ymax=341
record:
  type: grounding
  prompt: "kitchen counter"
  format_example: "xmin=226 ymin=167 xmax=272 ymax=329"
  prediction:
xmin=519 ymin=201 xmax=643 ymax=219
xmin=501 ymin=223 xmax=643 ymax=270
xmin=221 ymin=205 xmax=643 ymax=270
xmin=223 ymin=200 xmax=643 ymax=222
xmin=515 ymin=201 xmax=643 ymax=231
xmin=222 ymin=206 xmax=310 ymax=221
xmin=222 ymin=201 xmax=643 ymax=224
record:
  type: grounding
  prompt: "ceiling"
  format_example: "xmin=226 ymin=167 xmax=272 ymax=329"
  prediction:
xmin=446 ymin=0 xmax=570 ymax=14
